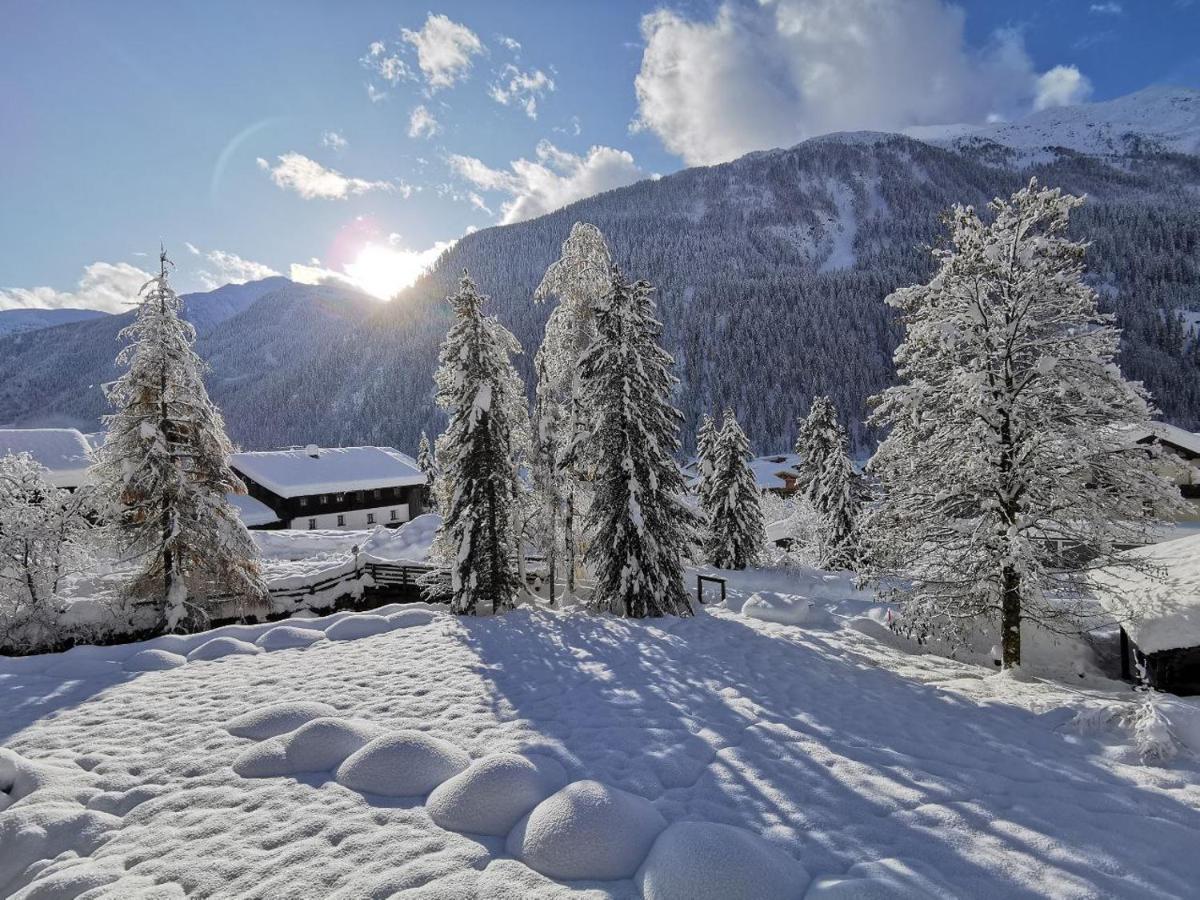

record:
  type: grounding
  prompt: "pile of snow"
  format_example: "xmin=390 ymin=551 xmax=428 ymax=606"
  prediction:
xmin=254 ymin=624 xmax=326 ymax=650
xmin=428 ymin=752 xmax=567 ymax=836
xmin=186 ymin=637 xmax=262 ymax=662
xmin=742 ymin=591 xmax=821 ymax=626
xmin=123 ymin=648 xmax=187 ymax=671
xmin=507 ymin=780 xmax=667 ymax=881
xmin=233 ymin=717 xmax=384 ymax=778
xmin=360 ymin=513 xmax=441 ymax=563
xmin=334 ymin=731 xmax=470 ymax=797
xmin=224 ymin=701 xmax=339 ymax=741
xmin=636 ymin=821 xmax=809 ymax=900
xmin=324 ymin=614 xmax=393 ymax=641
xmin=807 ymin=858 xmax=950 ymax=898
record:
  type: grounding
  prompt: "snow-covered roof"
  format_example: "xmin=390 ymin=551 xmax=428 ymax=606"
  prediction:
xmin=1129 ymin=422 xmax=1200 ymax=458
xmin=229 ymin=446 xmax=425 ymax=498
xmin=0 ymin=428 xmax=93 ymax=488
xmin=683 ymin=452 xmax=805 ymax=492
xmin=226 ymin=493 xmax=279 ymax=527
xmin=1094 ymin=533 xmax=1200 ymax=655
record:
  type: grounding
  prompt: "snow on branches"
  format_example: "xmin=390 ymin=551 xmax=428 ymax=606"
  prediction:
xmin=91 ymin=249 xmax=267 ymax=632
xmin=703 ymin=410 xmax=765 ymax=570
xmin=429 ymin=272 xmax=528 ymax=615
xmin=864 ymin=180 xmax=1185 ymax=668
xmin=794 ymin=396 xmax=862 ymax=571
xmin=579 ymin=268 xmax=697 ymax=617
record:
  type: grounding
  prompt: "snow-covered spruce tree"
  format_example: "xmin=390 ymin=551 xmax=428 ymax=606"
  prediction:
xmin=532 ymin=222 xmax=614 ymax=601
xmin=796 ymin=397 xmax=862 ymax=570
xmin=428 ymin=272 xmax=527 ymax=615
xmin=579 ymin=268 xmax=696 ymax=617
xmin=865 ymin=180 xmax=1184 ymax=669
xmin=0 ymin=453 xmax=95 ymax=651
xmin=695 ymin=412 xmax=719 ymax=512
xmin=416 ymin=429 xmax=437 ymax=510
xmin=704 ymin=410 xmax=765 ymax=569
xmin=91 ymin=249 xmax=267 ymax=632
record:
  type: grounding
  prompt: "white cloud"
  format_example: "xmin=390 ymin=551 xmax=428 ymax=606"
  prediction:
xmin=0 ymin=261 xmax=152 ymax=313
xmin=290 ymin=238 xmax=455 ymax=300
xmin=366 ymin=83 xmax=388 ymax=103
xmin=1089 ymin=2 xmax=1122 ymax=14
xmin=1033 ymin=65 xmax=1093 ymax=111
xmin=362 ymin=40 xmax=414 ymax=87
xmin=408 ymin=104 xmax=442 ymax=139
xmin=401 ymin=13 xmax=484 ymax=91
xmin=489 ymin=65 xmax=555 ymax=119
xmin=497 ymin=35 xmax=522 ymax=54
xmin=191 ymin=247 xmax=280 ymax=290
xmin=322 ymin=130 xmax=349 ymax=152
xmin=633 ymin=0 xmax=1095 ymax=166
xmin=449 ymin=140 xmax=643 ymax=225
xmin=257 ymin=153 xmax=394 ymax=200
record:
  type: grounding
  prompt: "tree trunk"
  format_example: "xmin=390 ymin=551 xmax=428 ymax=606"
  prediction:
xmin=565 ymin=492 xmax=575 ymax=597
xmin=1000 ymin=564 xmax=1022 ymax=669
xmin=547 ymin=501 xmax=557 ymax=607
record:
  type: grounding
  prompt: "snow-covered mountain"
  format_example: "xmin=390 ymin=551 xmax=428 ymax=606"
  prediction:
xmin=0 ymin=307 xmax=108 ymax=338
xmin=1 ymin=88 xmax=1198 ymax=453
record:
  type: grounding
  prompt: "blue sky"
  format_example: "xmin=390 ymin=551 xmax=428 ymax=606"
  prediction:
xmin=2 ymin=0 xmax=1199 ymax=309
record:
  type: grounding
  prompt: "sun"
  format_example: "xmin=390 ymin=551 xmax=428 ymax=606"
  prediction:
xmin=343 ymin=243 xmax=433 ymax=301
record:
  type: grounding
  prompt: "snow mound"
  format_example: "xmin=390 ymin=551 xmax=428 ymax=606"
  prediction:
xmin=0 ymin=805 xmax=122 ymax=897
xmin=742 ymin=592 xmax=819 ymax=626
xmin=636 ymin=821 xmax=809 ymax=900
xmin=360 ymin=513 xmax=441 ymax=562
xmin=846 ymin=616 xmax=913 ymax=651
xmin=232 ymin=717 xmax=383 ymax=777
xmin=334 ymin=731 xmax=470 ymax=797
xmin=124 ymin=648 xmax=187 ymax=671
xmin=427 ymin=752 xmax=568 ymax=836
xmin=324 ymin=614 xmax=393 ymax=641
xmin=254 ymin=625 xmax=326 ymax=650
xmin=384 ymin=608 xmax=439 ymax=628
xmin=224 ymin=701 xmax=340 ymax=741
xmin=506 ymin=780 xmax=667 ymax=881
xmin=186 ymin=637 xmax=263 ymax=662
xmin=806 ymin=858 xmax=949 ymax=899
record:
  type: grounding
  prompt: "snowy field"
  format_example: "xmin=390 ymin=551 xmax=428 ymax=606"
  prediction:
xmin=3 ymin=566 xmax=1200 ymax=898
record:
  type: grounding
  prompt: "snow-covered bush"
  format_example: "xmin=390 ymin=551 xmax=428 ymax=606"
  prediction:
xmin=0 ymin=453 xmax=97 ymax=653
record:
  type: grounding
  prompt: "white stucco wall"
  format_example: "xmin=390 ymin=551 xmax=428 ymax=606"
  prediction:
xmin=289 ymin=503 xmax=410 ymax=531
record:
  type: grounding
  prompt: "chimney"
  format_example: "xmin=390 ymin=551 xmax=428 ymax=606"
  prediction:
xmin=305 ymin=444 xmax=320 ymax=459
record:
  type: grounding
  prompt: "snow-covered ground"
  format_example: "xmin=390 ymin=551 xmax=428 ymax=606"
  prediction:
xmin=3 ymin=565 xmax=1200 ymax=898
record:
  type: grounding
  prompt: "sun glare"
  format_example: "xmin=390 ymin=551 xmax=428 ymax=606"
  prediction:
xmin=343 ymin=241 xmax=451 ymax=301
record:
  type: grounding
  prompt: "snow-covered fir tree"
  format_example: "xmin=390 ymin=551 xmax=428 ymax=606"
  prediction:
xmin=429 ymin=272 xmax=527 ymax=615
xmin=795 ymin=397 xmax=862 ymax=570
xmin=703 ymin=410 xmax=765 ymax=569
xmin=864 ymin=180 xmax=1184 ymax=669
xmin=0 ymin=453 xmax=95 ymax=651
xmin=91 ymin=249 xmax=267 ymax=632
xmin=579 ymin=268 xmax=696 ymax=617
xmin=416 ymin=430 xmax=437 ymax=510
xmin=532 ymin=223 xmax=614 ymax=601
xmin=695 ymin=412 xmax=719 ymax=513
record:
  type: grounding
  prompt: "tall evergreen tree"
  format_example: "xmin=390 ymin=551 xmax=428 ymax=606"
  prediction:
xmin=865 ymin=181 xmax=1184 ymax=668
xmin=416 ymin=430 xmax=437 ymax=510
xmin=796 ymin=396 xmax=862 ymax=569
xmin=579 ymin=268 xmax=696 ymax=617
xmin=532 ymin=223 xmax=614 ymax=601
xmin=794 ymin=395 xmax=837 ymax=506
xmin=92 ymin=248 xmax=266 ymax=631
xmin=704 ymin=410 xmax=765 ymax=569
xmin=429 ymin=272 xmax=526 ymax=615
xmin=695 ymin=412 xmax=719 ymax=512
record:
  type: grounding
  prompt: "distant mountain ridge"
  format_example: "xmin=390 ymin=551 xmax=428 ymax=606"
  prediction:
xmin=1 ymin=88 xmax=1198 ymax=454
xmin=0 ymin=307 xmax=108 ymax=338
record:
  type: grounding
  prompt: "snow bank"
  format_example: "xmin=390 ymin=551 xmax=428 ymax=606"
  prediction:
xmin=334 ymin=731 xmax=470 ymax=797
xmin=254 ymin=625 xmax=326 ymax=650
xmin=186 ymin=637 xmax=263 ymax=662
xmin=385 ymin=608 xmax=438 ymax=628
xmin=360 ymin=514 xmax=441 ymax=563
xmin=224 ymin=701 xmax=340 ymax=741
xmin=806 ymin=857 xmax=951 ymax=899
xmin=742 ymin=592 xmax=822 ymax=626
xmin=232 ymin=718 xmax=384 ymax=777
xmin=507 ymin=780 xmax=667 ymax=881
xmin=427 ymin=752 xmax=567 ymax=836
xmin=636 ymin=821 xmax=809 ymax=900
xmin=123 ymin=648 xmax=187 ymax=671
xmin=324 ymin=614 xmax=393 ymax=641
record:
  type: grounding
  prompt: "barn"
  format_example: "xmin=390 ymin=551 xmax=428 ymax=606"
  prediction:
xmin=1095 ymin=533 xmax=1200 ymax=695
xmin=228 ymin=444 xmax=428 ymax=530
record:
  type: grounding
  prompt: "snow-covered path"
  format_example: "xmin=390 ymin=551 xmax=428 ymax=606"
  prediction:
xmin=2 ymin=599 xmax=1199 ymax=898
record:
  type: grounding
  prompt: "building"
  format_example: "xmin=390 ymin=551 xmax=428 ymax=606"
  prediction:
xmin=1094 ymin=533 xmax=1200 ymax=695
xmin=1129 ymin=421 xmax=1200 ymax=528
xmin=683 ymin=452 xmax=806 ymax=496
xmin=0 ymin=427 xmax=93 ymax=490
xmin=228 ymin=445 xmax=427 ymax=530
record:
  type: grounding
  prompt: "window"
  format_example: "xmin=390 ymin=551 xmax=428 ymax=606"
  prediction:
xmin=299 ymin=496 xmax=308 ymax=508
xmin=390 ymin=509 xmax=398 ymax=521
xmin=335 ymin=492 xmax=345 ymax=503
xmin=373 ymin=489 xmax=381 ymax=499
xmin=320 ymin=494 xmax=329 ymax=505
xmin=307 ymin=518 xmax=316 ymax=530
xmin=366 ymin=513 xmax=375 ymax=525
xmin=336 ymin=514 xmax=345 ymax=527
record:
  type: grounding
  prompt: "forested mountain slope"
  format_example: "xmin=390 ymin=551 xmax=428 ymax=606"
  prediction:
xmin=2 ymin=105 xmax=1199 ymax=454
